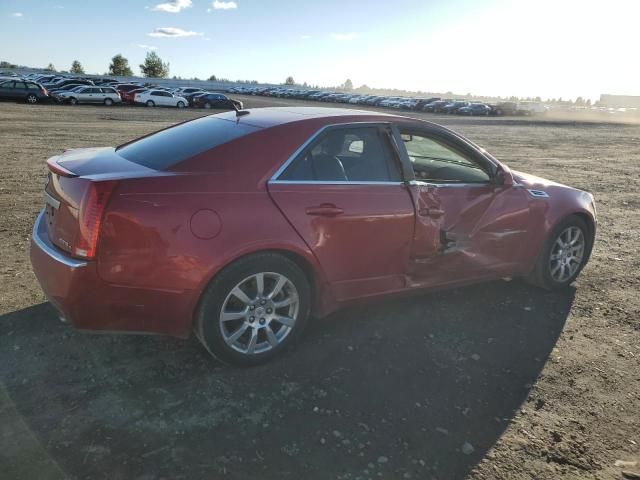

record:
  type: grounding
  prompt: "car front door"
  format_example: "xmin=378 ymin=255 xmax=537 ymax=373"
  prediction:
xmin=164 ymin=92 xmax=176 ymax=106
xmin=268 ymin=123 xmax=419 ymax=302
xmin=76 ymin=87 xmax=92 ymax=103
xmin=392 ymin=122 xmax=531 ymax=287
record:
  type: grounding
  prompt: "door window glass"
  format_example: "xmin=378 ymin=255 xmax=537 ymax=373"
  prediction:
xmin=280 ymin=127 xmax=402 ymax=182
xmin=400 ymin=132 xmax=491 ymax=183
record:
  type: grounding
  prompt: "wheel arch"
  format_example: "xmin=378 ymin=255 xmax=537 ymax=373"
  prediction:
xmin=569 ymin=210 xmax=596 ymax=261
xmin=189 ymin=245 xmax=330 ymax=334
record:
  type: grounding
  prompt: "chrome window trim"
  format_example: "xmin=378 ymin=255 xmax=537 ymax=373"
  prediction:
xmin=269 ymin=180 xmax=404 ymax=186
xmin=32 ymin=210 xmax=87 ymax=269
xmin=269 ymin=121 xmax=392 ymax=183
xmin=407 ymin=179 xmax=492 ymax=188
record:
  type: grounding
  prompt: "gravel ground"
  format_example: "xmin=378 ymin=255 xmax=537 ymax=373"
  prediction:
xmin=0 ymin=98 xmax=638 ymax=480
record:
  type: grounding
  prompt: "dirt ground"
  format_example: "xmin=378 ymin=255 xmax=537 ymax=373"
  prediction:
xmin=0 ymin=97 xmax=638 ymax=480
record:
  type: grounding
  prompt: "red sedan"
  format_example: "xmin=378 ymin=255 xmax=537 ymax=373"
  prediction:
xmin=31 ymin=108 xmax=596 ymax=365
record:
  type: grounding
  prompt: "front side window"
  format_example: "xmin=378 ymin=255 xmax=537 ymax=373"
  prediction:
xmin=279 ymin=126 xmax=402 ymax=183
xmin=400 ymin=132 xmax=491 ymax=184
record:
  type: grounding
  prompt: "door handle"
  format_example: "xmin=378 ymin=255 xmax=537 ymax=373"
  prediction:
xmin=305 ymin=204 xmax=344 ymax=217
xmin=418 ymin=207 xmax=445 ymax=218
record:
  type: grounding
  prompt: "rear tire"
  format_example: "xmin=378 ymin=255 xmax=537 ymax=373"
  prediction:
xmin=146 ymin=100 xmax=154 ymax=107
xmin=195 ymin=253 xmax=311 ymax=366
xmin=26 ymin=94 xmax=38 ymax=104
xmin=526 ymin=215 xmax=591 ymax=290
xmin=204 ymin=102 xmax=212 ymax=109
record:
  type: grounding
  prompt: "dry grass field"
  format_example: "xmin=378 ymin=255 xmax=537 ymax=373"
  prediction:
xmin=1 ymin=97 xmax=638 ymax=480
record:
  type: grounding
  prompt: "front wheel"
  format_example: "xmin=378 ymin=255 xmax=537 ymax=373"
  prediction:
xmin=204 ymin=102 xmax=212 ymax=109
xmin=177 ymin=101 xmax=185 ymax=108
xmin=195 ymin=253 xmax=311 ymax=366
xmin=104 ymin=98 xmax=113 ymax=106
xmin=527 ymin=215 xmax=591 ymax=290
xmin=69 ymin=97 xmax=78 ymax=105
xmin=146 ymin=100 xmax=154 ymax=107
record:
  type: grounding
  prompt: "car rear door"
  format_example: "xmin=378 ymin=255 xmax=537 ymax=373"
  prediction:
xmin=268 ymin=123 xmax=419 ymax=302
xmin=0 ymin=81 xmax=17 ymax=100
xmin=393 ymin=121 xmax=531 ymax=286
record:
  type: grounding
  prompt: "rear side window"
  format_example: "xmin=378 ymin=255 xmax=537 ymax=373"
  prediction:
xmin=116 ymin=116 xmax=261 ymax=170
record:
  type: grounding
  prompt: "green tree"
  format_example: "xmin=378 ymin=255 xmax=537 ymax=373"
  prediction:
xmin=70 ymin=60 xmax=85 ymax=74
xmin=46 ymin=63 xmax=56 ymax=72
xmin=108 ymin=54 xmax=133 ymax=76
xmin=139 ymin=51 xmax=169 ymax=78
xmin=0 ymin=60 xmax=17 ymax=68
xmin=285 ymin=76 xmax=295 ymax=85
xmin=343 ymin=78 xmax=353 ymax=90
xmin=208 ymin=74 xmax=217 ymax=81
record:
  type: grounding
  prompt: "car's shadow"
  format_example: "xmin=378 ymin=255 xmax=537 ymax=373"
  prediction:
xmin=0 ymin=281 xmax=574 ymax=480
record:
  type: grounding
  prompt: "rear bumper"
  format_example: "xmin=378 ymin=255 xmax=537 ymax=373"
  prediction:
xmin=30 ymin=210 xmax=193 ymax=337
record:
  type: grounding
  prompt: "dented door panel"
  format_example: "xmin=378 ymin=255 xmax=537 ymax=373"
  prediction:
xmin=407 ymin=182 xmax=531 ymax=285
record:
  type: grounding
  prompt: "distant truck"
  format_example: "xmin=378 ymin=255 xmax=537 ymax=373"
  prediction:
xmin=489 ymin=101 xmax=518 ymax=116
xmin=516 ymin=101 xmax=549 ymax=115
xmin=489 ymin=101 xmax=548 ymax=116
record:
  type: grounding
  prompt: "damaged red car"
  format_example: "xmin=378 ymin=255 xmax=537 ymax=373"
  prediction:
xmin=31 ymin=107 xmax=597 ymax=365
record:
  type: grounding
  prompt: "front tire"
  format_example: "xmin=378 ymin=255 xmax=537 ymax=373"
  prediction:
xmin=69 ymin=97 xmax=78 ymax=105
xmin=527 ymin=215 xmax=591 ymax=290
xmin=177 ymin=101 xmax=185 ymax=108
xmin=195 ymin=253 xmax=311 ymax=366
xmin=104 ymin=98 xmax=113 ymax=106
xmin=204 ymin=102 xmax=212 ymax=109
xmin=146 ymin=100 xmax=154 ymax=107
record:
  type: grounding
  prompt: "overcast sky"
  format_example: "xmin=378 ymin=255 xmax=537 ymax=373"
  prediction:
xmin=1 ymin=0 xmax=638 ymax=100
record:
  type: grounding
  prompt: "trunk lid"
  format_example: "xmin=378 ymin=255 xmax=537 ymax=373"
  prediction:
xmin=43 ymin=147 xmax=155 ymax=255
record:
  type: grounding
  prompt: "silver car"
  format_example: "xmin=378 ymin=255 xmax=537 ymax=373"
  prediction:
xmin=58 ymin=86 xmax=122 ymax=106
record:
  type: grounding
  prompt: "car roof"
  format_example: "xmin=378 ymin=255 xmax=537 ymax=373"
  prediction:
xmin=210 ymin=106 xmax=421 ymax=129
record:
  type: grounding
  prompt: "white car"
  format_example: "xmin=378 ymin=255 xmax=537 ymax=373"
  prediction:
xmin=57 ymin=86 xmax=122 ymax=106
xmin=134 ymin=90 xmax=188 ymax=108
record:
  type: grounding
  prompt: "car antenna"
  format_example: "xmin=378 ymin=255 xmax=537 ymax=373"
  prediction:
xmin=232 ymin=103 xmax=250 ymax=117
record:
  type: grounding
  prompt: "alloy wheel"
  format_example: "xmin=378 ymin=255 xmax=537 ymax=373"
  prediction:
xmin=219 ymin=272 xmax=299 ymax=355
xmin=549 ymin=226 xmax=585 ymax=282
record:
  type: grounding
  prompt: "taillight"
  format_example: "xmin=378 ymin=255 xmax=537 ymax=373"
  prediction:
xmin=74 ymin=181 xmax=118 ymax=259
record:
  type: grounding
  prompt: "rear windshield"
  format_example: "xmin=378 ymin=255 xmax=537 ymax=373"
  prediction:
xmin=116 ymin=116 xmax=261 ymax=170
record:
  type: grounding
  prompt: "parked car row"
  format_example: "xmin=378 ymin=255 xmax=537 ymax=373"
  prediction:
xmin=0 ymin=73 xmax=243 ymax=110
xmin=226 ymin=85 xmax=549 ymax=116
xmin=2 ymin=72 xmax=545 ymax=115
